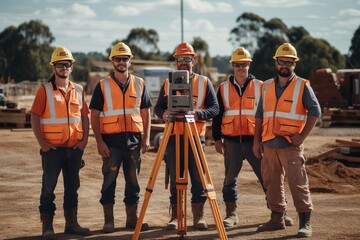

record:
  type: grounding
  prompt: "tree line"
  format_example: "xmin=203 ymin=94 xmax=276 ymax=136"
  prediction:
xmin=0 ymin=13 xmax=359 ymax=83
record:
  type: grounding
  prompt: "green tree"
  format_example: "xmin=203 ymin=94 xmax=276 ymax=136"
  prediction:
xmin=229 ymin=12 xmax=345 ymax=79
xmin=192 ymin=37 xmax=212 ymax=67
xmin=108 ymin=28 xmax=162 ymax=60
xmin=0 ymin=20 xmax=54 ymax=82
xmin=348 ymin=25 xmax=360 ymax=68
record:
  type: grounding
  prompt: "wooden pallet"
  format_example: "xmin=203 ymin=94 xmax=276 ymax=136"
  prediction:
xmin=314 ymin=139 xmax=360 ymax=163
xmin=321 ymin=108 xmax=360 ymax=128
xmin=0 ymin=108 xmax=31 ymax=128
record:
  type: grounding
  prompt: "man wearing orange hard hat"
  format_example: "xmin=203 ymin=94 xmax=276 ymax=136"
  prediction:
xmin=155 ymin=42 xmax=219 ymax=230
xmin=253 ymin=43 xmax=320 ymax=238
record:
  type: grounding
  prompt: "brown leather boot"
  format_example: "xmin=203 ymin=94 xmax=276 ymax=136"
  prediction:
xmin=64 ymin=208 xmax=90 ymax=235
xmin=125 ymin=204 xmax=149 ymax=231
xmin=257 ymin=211 xmax=285 ymax=232
xmin=298 ymin=212 xmax=312 ymax=238
xmin=102 ymin=204 xmax=114 ymax=233
xmin=41 ymin=212 xmax=55 ymax=240
xmin=223 ymin=202 xmax=238 ymax=227
xmin=167 ymin=204 xmax=177 ymax=230
xmin=191 ymin=203 xmax=208 ymax=230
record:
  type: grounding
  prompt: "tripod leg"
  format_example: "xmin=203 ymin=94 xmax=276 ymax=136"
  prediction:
xmin=184 ymin=122 xmax=228 ymax=240
xmin=132 ymin=122 xmax=173 ymax=240
xmin=176 ymin=125 xmax=188 ymax=236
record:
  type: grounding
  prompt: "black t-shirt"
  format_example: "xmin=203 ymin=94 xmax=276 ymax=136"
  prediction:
xmin=89 ymin=73 xmax=152 ymax=149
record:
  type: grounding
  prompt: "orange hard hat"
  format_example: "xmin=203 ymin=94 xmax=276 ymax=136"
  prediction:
xmin=173 ymin=42 xmax=197 ymax=57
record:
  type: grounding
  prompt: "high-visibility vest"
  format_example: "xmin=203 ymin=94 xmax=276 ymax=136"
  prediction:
xmin=164 ymin=74 xmax=207 ymax=136
xmin=262 ymin=76 xmax=308 ymax=142
xmin=40 ymin=82 xmax=84 ymax=147
xmin=99 ymin=75 xmax=144 ymax=134
xmin=220 ymin=79 xmax=262 ymax=136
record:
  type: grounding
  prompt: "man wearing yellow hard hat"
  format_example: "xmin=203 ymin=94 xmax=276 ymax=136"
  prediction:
xmin=253 ymin=43 xmax=321 ymax=238
xmin=31 ymin=46 xmax=90 ymax=239
xmin=212 ymin=47 xmax=266 ymax=227
xmin=90 ymin=42 xmax=151 ymax=232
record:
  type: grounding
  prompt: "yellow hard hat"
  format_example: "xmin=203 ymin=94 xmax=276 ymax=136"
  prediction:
xmin=229 ymin=47 xmax=252 ymax=62
xmin=173 ymin=42 xmax=197 ymax=58
xmin=108 ymin=42 xmax=133 ymax=60
xmin=273 ymin=43 xmax=299 ymax=61
xmin=49 ymin=46 xmax=75 ymax=65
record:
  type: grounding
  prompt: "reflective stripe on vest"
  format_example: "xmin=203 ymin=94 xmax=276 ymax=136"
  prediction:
xmin=100 ymin=76 xmax=141 ymax=117
xmin=263 ymin=78 xmax=307 ymax=121
xmin=223 ymin=79 xmax=261 ymax=117
xmin=40 ymin=83 xmax=82 ymax=124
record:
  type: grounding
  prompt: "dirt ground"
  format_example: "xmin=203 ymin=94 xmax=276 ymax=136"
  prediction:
xmin=0 ymin=125 xmax=359 ymax=240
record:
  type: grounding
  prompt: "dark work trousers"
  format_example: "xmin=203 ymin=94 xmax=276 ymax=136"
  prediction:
xmin=39 ymin=147 xmax=83 ymax=214
xmin=100 ymin=147 xmax=141 ymax=206
xmin=165 ymin=135 xmax=207 ymax=204
xmin=222 ymin=139 xmax=265 ymax=202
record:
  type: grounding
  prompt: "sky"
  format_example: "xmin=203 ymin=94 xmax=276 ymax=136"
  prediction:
xmin=0 ymin=0 xmax=359 ymax=57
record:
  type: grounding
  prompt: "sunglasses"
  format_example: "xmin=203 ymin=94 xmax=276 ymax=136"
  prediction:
xmin=112 ymin=57 xmax=130 ymax=62
xmin=176 ymin=57 xmax=193 ymax=62
xmin=54 ymin=62 xmax=72 ymax=68
xmin=277 ymin=59 xmax=294 ymax=67
xmin=233 ymin=62 xmax=249 ymax=68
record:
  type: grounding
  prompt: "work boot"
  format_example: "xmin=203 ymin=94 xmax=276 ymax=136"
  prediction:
xmin=298 ymin=212 xmax=312 ymax=238
xmin=223 ymin=202 xmax=238 ymax=228
xmin=257 ymin=211 xmax=285 ymax=232
xmin=284 ymin=211 xmax=294 ymax=226
xmin=191 ymin=203 xmax=208 ymax=230
xmin=167 ymin=204 xmax=177 ymax=230
xmin=40 ymin=212 xmax=55 ymax=240
xmin=64 ymin=208 xmax=90 ymax=236
xmin=125 ymin=204 xmax=149 ymax=231
xmin=102 ymin=204 xmax=114 ymax=233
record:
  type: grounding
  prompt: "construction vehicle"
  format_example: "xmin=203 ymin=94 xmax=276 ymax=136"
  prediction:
xmin=310 ymin=68 xmax=360 ymax=127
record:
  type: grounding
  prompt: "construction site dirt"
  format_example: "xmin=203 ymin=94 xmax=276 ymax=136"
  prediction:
xmin=1 ymin=126 xmax=360 ymax=240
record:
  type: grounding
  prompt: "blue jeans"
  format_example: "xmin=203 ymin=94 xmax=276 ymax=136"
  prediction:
xmin=222 ymin=139 xmax=265 ymax=202
xmin=100 ymin=147 xmax=141 ymax=205
xmin=39 ymin=147 xmax=83 ymax=214
xmin=165 ymin=135 xmax=207 ymax=204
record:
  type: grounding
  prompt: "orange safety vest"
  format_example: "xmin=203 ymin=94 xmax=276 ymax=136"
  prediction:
xmin=164 ymin=74 xmax=207 ymax=136
xmin=40 ymin=82 xmax=84 ymax=147
xmin=220 ymin=79 xmax=262 ymax=136
xmin=99 ymin=75 xmax=144 ymax=134
xmin=262 ymin=76 xmax=308 ymax=143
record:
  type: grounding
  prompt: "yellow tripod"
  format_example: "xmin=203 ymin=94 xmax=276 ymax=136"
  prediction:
xmin=132 ymin=113 xmax=227 ymax=240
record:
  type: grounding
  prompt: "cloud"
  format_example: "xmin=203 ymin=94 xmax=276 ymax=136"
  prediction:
xmin=44 ymin=7 xmax=65 ymax=17
xmin=70 ymin=3 xmax=96 ymax=17
xmin=240 ymin=0 xmax=312 ymax=8
xmin=305 ymin=15 xmax=321 ymax=19
xmin=184 ymin=0 xmax=233 ymax=12
xmin=339 ymin=8 xmax=360 ymax=17
xmin=112 ymin=5 xmax=141 ymax=16
xmin=334 ymin=18 xmax=360 ymax=29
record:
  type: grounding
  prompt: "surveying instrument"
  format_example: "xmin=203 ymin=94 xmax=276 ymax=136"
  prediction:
xmin=133 ymin=70 xmax=227 ymax=239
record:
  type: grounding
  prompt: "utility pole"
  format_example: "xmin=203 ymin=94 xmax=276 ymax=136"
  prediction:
xmin=181 ymin=0 xmax=184 ymax=42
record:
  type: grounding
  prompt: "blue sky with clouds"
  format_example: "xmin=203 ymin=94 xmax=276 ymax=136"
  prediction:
xmin=0 ymin=0 xmax=359 ymax=57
